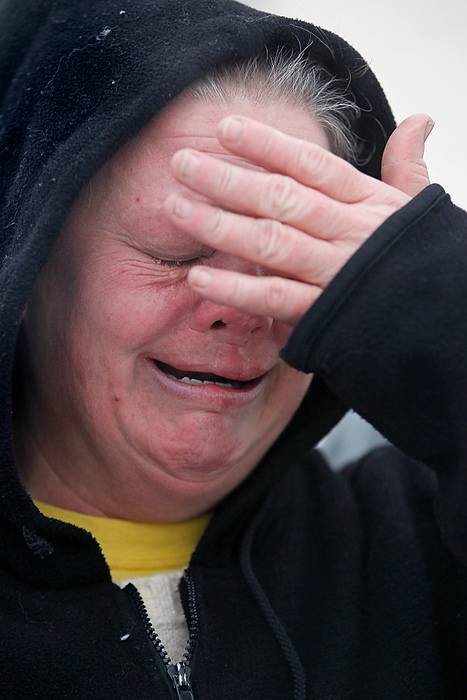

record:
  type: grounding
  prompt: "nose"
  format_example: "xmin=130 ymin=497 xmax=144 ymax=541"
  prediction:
xmin=188 ymin=254 xmax=273 ymax=342
xmin=190 ymin=299 xmax=273 ymax=341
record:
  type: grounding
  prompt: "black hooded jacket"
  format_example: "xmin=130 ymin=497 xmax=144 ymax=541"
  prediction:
xmin=1 ymin=1 xmax=467 ymax=698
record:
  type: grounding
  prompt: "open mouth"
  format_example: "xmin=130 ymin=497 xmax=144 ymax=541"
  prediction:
xmin=153 ymin=360 xmax=264 ymax=390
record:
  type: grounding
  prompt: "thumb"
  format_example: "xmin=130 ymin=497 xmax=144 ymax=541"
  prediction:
xmin=381 ymin=113 xmax=433 ymax=197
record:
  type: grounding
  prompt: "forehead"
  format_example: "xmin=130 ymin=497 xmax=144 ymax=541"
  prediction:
xmin=122 ymin=91 xmax=328 ymax=171
xmin=71 ymin=93 xmax=328 ymax=251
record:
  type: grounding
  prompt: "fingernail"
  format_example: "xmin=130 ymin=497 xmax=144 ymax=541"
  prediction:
xmin=221 ymin=117 xmax=245 ymax=143
xmin=424 ymin=119 xmax=435 ymax=142
xmin=180 ymin=151 xmax=201 ymax=176
xmin=189 ymin=267 xmax=212 ymax=288
xmin=174 ymin=196 xmax=194 ymax=218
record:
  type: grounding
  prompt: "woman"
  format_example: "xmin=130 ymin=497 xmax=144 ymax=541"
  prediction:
xmin=1 ymin=0 xmax=465 ymax=697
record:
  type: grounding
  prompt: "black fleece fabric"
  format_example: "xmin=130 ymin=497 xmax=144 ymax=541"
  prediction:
xmin=1 ymin=0 xmax=466 ymax=698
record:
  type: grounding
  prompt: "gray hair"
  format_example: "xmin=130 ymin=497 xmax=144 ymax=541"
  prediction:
xmin=181 ymin=48 xmax=362 ymax=164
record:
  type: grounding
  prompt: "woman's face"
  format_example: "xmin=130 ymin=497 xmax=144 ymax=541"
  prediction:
xmin=18 ymin=95 xmax=328 ymax=521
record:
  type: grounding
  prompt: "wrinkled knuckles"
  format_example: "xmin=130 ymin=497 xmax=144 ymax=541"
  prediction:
xmin=297 ymin=144 xmax=329 ymax=182
xmin=255 ymin=218 xmax=286 ymax=266
xmin=263 ymin=277 xmax=290 ymax=314
xmin=206 ymin=207 xmax=227 ymax=244
xmin=264 ymin=174 xmax=300 ymax=220
xmin=215 ymin=160 xmax=236 ymax=197
xmin=226 ymin=274 xmax=249 ymax=307
xmin=262 ymin=128 xmax=283 ymax=160
xmin=296 ymin=145 xmax=320 ymax=182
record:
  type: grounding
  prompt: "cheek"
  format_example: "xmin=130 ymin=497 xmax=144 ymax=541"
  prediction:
xmin=73 ymin=268 xmax=197 ymax=348
xmin=272 ymin=320 xmax=294 ymax=348
xmin=270 ymin=364 xmax=312 ymax=419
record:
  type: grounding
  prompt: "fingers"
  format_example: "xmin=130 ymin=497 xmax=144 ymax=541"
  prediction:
xmin=170 ymin=149 xmax=345 ymax=240
xmin=163 ymin=114 xmax=423 ymax=327
xmin=187 ymin=265 xmax=320 ymax=326
xmin=216 ymin=115 xmax=371 ymax=203
xmin=164 ymin=192 xmax=347 ymax=288
xmin=381 ymin=113 xmax=433 ymax=197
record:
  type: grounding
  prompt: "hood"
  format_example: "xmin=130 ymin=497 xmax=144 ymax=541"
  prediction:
xmin=0 ymin=0 xmax=395 ymax=584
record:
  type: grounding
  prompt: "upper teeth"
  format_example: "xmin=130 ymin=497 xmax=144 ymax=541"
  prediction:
xmin=167 ymin=373 xmax=235 ymax=388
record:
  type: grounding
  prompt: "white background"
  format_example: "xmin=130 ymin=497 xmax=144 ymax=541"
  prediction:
xmin=245 ymin=0 xmax=466 ymax=209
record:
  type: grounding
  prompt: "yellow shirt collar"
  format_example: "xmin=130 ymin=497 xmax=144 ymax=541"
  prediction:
xmin=36 ymin=501 xmax=211 ymax=581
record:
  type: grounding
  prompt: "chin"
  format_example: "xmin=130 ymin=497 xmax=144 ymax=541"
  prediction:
xmin=158 ymin=441 xmax=245 ymax=482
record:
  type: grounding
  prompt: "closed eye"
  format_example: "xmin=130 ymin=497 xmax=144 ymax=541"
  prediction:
xmin=153 ymin=257 xmax=201 ymax=268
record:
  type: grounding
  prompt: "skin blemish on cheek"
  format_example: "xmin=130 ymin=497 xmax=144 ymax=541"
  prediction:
xmin=114 ymin=395 xmax=121 ymax=402
xmin=135 ymin=197 xmax=141 ymax=203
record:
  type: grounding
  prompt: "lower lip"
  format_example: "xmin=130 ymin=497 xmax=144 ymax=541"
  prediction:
xmin=143 ymin=357 xmax=269 ymax=407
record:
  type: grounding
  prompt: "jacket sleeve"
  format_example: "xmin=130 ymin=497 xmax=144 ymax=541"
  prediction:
xmin=282 ymin=183 xmax=467 ymax=565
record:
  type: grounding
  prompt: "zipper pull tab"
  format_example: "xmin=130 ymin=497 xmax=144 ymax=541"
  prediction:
xmin=168 ymin=662 xmax=195 ymax=700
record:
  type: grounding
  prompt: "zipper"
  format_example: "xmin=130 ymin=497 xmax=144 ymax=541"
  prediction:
xmin=167 ymin=662 xmax=194 ymax=700
xmin=126 ymin=573 xmax=198 ymax=700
